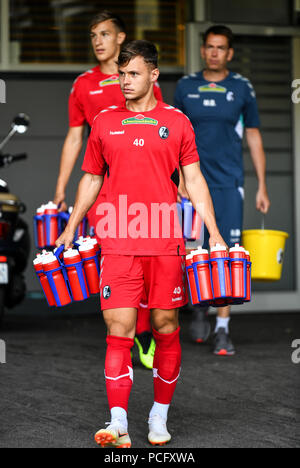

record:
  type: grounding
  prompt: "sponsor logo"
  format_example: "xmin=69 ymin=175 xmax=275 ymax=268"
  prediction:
xmin=199 ymin=83 xmax=227 ymax=93
xmin=103 ymin=285 xmax=111 ymax=299
xmin=99 ymin=75 xmax=120 ymax=87
xmin=110 ymin=130 xmax=125 ymax=135
xmin=172 ymin=296 xmax=183 ymax=302
xmin=122 ymin=114 xmax=158 ymax=126
xmin=203 ymin=99 xmax=216 ymax=107
xmin=159 ymin=126 xmax=169 ymax=139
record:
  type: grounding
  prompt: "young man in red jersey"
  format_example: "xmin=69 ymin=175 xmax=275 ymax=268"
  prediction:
xmin=56 ymin=40 xmax=225 ymax=448
xmin=54 ymin=11 xmax=162 ymax=369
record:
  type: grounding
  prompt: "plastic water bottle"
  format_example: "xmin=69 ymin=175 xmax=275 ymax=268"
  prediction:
xmin=42 ymin=252 xmax=72 ymax=307
xmin=63 ymin=248 xmax=90 ymax=301
xmin=210 ymin=244 xmax=232 ymax=306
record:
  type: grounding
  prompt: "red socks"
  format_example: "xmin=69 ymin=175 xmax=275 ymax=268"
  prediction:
xmin=152 ymin=327 xmax=181 ymax=405
xmin=105 ymin=328 xmax=181 ymax=411
xmin=105 ymin=335 xmax=134 ymax=411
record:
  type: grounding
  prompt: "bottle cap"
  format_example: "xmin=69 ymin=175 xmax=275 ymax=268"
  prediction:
xmin=63 ymin=248 xmax=80 ymax=259
xmin=44 ymin=201 xmax=58 ymax=210
xmin=79 ymin=243 xmax=95 ymax=252
xmin=210 ymin=243 xmax=227 ymax=253
xmin=229 ymin=243 xmax=245 ymax=253
xmin=186 ymin=254 xmax=193 ymax=260
xmin=193 ymin=247 xmax=209 ymax=255
xmin=42 ymin=253 xmax=57 ymax=265
xmin=36 ymin=205 xmax=45 ymax=214
xmin=33 ymin=255 xmax=43 ymax=265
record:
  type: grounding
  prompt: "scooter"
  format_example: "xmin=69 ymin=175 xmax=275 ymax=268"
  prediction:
xmin=0 ymin=114 xmax=30 ymax=325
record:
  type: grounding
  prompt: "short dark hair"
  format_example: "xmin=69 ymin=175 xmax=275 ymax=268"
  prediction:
xmin=89 ymin=10 xmax=126 ymax=33
xmin=117 ymin=40 xmax=158 ymax=69
xmin=203 ymin=25 xmax=234 ymax=48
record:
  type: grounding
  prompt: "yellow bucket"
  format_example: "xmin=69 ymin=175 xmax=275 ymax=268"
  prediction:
xmin=242 ymin=229 xmax=289 ymax=281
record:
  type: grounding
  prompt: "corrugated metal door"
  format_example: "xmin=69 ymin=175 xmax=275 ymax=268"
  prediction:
xmin=230 ymin=35 xmax=294 ymax=291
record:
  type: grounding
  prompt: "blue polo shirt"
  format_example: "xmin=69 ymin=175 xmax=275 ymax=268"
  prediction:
xmin=174 ymin=71 xmax=260 ymax=188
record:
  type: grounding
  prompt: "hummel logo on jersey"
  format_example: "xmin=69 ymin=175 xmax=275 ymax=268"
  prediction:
xmin=122 ymin=115 xmax=158 ymax=126
xmin=99 ymin=76 xmax=119 ymax=87
xmin=89 ymin=90 xmax=103 ymax=95
xmin=110 ymin=131 xmax=125 ymax=135
xmin=203 ymin=99 xmax=216 ymax=107
xmin=159 ymin=127 xmax=169 ymax=139
xmin=187 ymin=94 xmax=200 ymax=99
xmin=227 ymin=91 xmax=234 ymax=101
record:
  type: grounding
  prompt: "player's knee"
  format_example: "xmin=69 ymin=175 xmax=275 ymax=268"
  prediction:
xmin=105 ymin=335 xmax=134 ymax=379
xmin=152 ymin=309 xmax=179 ymax=334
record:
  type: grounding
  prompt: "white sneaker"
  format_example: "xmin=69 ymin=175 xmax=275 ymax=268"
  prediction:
xmin=95 ymin=418 xmax=131 ymax=448
xmin=148 ymin=414 xmax=171 ymax=446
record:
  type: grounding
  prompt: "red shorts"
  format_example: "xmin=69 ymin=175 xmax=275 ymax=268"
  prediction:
xmin=99 ymin=255 xmax=188 ymax=311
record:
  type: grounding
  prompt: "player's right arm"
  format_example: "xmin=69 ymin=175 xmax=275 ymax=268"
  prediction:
xmin=54 ymin=125 xmax=85 ymax=212
xmin=56 ymin=172 xmax=104 ymax=249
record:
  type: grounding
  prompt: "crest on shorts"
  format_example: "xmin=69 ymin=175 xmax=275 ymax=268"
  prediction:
xmin=103 ymin=285 xmax=111 ymax=299
xmin=159 ymin=126 xmax=169 ymax=139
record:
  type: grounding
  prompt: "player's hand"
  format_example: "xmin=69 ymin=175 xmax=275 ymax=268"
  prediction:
xmin=256 ymin=186 xmax=270 ymax=214
xmin=55 ymin=228 xmax=75 ymax=250
xmin=177 ymin=185 xmax=190 ymax=203
xmin=208 ymin=231 xmax=228 ymax=251
xmin=54 ymin=191 xmax=68 ymax=213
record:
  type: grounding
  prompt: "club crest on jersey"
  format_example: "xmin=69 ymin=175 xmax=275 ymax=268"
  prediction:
xmin=99 ymin=75 xmax=120 ymax=87
xmin=159 ymin=126 xmax=169 ymax=139
xmin=102 ymin=285 xmax=111 ymax=299
xmin=199 ymin=83 xmax=227 ymax=93
xmin=122 ymin=114 xmax=158 ymax=126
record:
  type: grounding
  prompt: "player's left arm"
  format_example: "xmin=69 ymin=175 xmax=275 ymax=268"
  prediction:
xmin=181 ymin=162 xmax=226 ymax=249
xmin=246 ymin=127 xmax=270 ymax=214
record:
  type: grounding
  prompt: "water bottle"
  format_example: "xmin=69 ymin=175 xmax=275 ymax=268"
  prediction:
xmin=186 ymin=254 xmax=199 ymax=305
xmin=44 ymin=202 xmax=59 ymax=248
xmin=210 ymin=244 xmax=232 ymax=306
xmin=63 ymin=248 xmax=90 ymax=301
xmin=182 ymin=198 xmax=193 ymax=240
xmin=33 ymin=254 xmax=56 ymax=306
xmin=42 ymin=252 xmax=72 ymax=307
xmin=192 ymin=248 xmax=213 ymax=304
xmin=229 ymin=244 xmax=247 ymax=303
xmin=245 ymin=250 xmax=252 ymax=303
xmin=79 ymin=242 xmax=100 ymax=294
xmin=34 ymin=205 xmax=45 ymax=249
xmin=191 ymin=212 xmax=203 ymax=240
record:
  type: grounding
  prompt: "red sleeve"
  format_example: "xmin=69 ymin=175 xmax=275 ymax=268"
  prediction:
xmin=81 ymin=118 xmax=107 ymax=175
xmin=154 ymin=82 xmax=163 ymax=101
xmin=68 ymin=79 xmax=86 ymax=127
xmin=179 ymin=115 xmax=200 ymax=166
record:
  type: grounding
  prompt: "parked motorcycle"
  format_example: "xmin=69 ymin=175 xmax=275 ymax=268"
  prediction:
xmin=0 ymin=114 xmax=30 ymax=325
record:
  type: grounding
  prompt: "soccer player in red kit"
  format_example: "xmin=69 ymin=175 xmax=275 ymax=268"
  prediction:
xmin=54 ymin=11 xmax=162 ymax=369
xmin=56 ymin=40 xmax=225 ymax=448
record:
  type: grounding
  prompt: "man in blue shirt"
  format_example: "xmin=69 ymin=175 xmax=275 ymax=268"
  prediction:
xmin=175 ymin=25 xmax=270 ymax=355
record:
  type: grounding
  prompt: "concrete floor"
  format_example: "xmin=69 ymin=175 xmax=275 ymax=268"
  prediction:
xmin=0 ymin=298 xmax=299 ymax=448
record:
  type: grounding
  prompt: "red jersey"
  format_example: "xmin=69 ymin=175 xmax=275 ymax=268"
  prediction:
xmin=69 ymin=65 xmax=163 ymax=127
xmin=82 ymin=101 xmax=199 ymax=255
